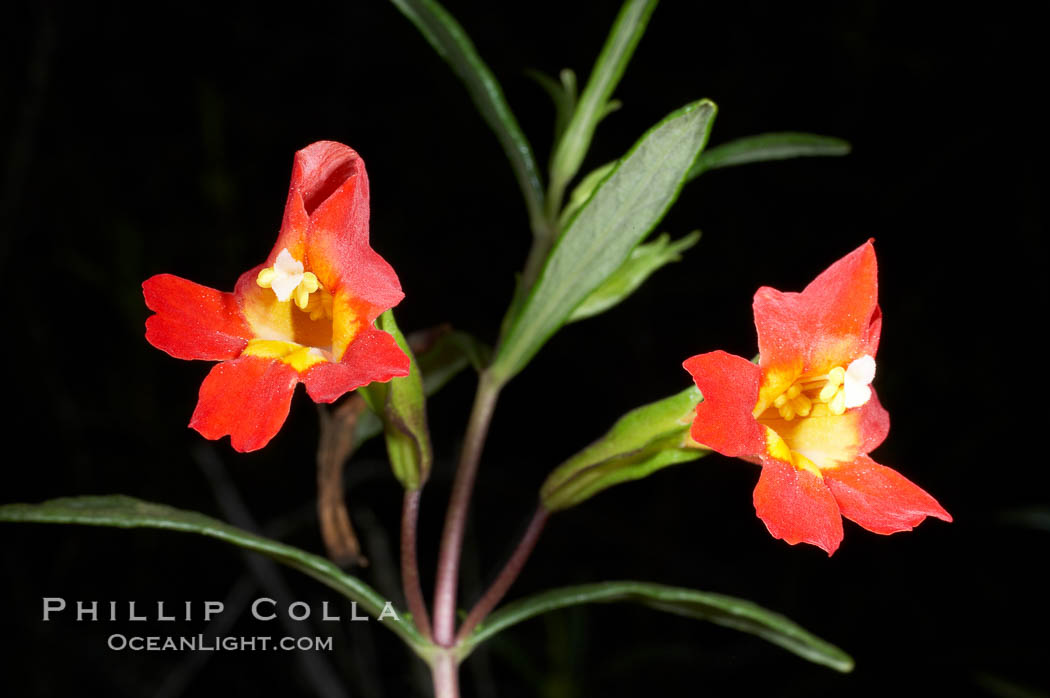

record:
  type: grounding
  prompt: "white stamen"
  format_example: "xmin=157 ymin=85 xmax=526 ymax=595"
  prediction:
xmin=269 ymin=248 xmax=305 ymax=302
xmin=843 ymin=354 xmax=876 ymax=408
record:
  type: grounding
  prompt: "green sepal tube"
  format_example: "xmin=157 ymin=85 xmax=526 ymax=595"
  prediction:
xmin=541 ymin=385 xmax=709 ymax=510
xmin=360 ymin=311 xmax=433 ymax=491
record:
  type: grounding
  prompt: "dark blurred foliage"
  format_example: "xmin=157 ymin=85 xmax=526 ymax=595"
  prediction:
xmin=1 ymin=1 xmax=1045 ymax=696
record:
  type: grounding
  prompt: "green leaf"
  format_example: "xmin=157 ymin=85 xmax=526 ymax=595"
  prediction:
xmin=687 ymin=131 xmax=850 ymax=181
xmin=568 ymin=230 xmax=700 ymax=322
xmin=526 ymin=68 xmax=578 ymax=145
xmin=418 ymin=330 xmax=490 ymax=385
xmin=560 ymin=68 xmax=578 ymax=102
xmin=541 ymin=385 xmax=707 ymax=510
xmin=389 ymin=0 xmax=546 ymax=235
xmin=0 ymin=495 xmax=428 ymax=652
xmin=490 ymin=100 xmax=717 ymax=385
xmin=601 ymin=99 xmax=623 ymax=120
xmin=360 ymin=311 xmax=433 ymax=490
xmin=548 ymin=0 xmax=659 ymax=208
xmin=461 ymin=581 xmax=853 ymax=673
xmin=557 ymin=160 xmax=616 ymax=230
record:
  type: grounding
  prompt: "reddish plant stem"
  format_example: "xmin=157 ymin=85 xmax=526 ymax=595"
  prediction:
xmin=430 ymin=651 xmax=459 ymax=698
xmin=455 ymin=505 xmax=549 ymax=645
xmin=400 ymin=489 xmax=432 ymax=641
xmin=432 ymin=373 xmax=501 ymax=647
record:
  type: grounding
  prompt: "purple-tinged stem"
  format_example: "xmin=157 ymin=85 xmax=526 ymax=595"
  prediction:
xmin=400 ymin=489 xmax=432 ymax=641
xmin=430 ymin=651 xmax=459 ymax=698
xmin=455 ymin=505 xmax=548 ymax=644
xmin=432 ymin=374 xmax=501 ymax=646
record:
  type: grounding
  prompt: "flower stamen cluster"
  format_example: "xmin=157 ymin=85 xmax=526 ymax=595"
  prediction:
xmin=762 ymin=354 xmax=875 ymax=421
xmin=256 ymin=248 xmax=333 ymax=320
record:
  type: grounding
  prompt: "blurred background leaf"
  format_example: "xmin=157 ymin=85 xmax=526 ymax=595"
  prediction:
xmin=687 ymin=132 xmax=851 ymax=181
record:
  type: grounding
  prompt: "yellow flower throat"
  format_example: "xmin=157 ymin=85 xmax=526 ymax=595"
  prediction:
xmin=768 ymin=367 xmax=850 ymax=421
xmin=754 ymin=356 xmax=876 ymax=475
xmin=240 ymin=249 xmax=337 ymax=372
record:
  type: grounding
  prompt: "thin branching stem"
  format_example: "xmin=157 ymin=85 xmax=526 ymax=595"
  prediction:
xmin=456 ymin=505 xmax=548 ymax=644
xmin=400 ymin=489 xmax=432 ymax=641
xmin=431 ymin=372 xmax=502 ymax=647
xmin=429 ymin=651 xmax=459 ymax=698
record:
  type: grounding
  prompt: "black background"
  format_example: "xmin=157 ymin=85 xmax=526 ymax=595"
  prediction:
xmin=2 ymin=1 xmax=1045 ymax=696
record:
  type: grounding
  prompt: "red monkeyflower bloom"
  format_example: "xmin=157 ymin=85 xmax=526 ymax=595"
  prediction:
xmin=143 ymin=141 xmax=409 ymax=452
xmin=683 ymin=241 xmax=950 ymax=554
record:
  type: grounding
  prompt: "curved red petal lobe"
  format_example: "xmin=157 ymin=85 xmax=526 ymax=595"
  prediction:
xmin=271 ymin=189 xmax=309 ymax=264
xmin=302 ymin=326 xmax=410 ymax=403
xmin=754 ymin=240 xmax=880 ymax=374
xmin=858 ymin=388 xmax=890 ymax=453
xmin=864 ymin=304 xmax=882 ymax=357
xmin=314 ymin=239 xmax=405 ymax=325
xmin=189 ymin=356 xmax=300 ymax=452
xmin=823 ymin=454 xmax=952 ymax=535
xmin=296 ymin=141 xmax=363 ymax=216
xmin=754 ymin=456 xmax=844 ymax=555
xmin=270 ymin=193 xmax=308 ymax=268
xmin=799 ymin=240 xmax=879 ymax=344
xmin=297 ymin=144 xmax=404 ymax=323
xmin=752 ymin=285 xmax=805 ymax=379
xmin=143 ymin=274 xmax=252 ymax=361
xmin=268 ymin=141 xmax=360 ymax=264
xmin=682 ymin=351 xmax=765 ymax=457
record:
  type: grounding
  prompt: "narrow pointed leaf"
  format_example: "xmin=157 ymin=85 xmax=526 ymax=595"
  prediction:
xmin=0 ymin=495 xmax=426 ymax=650
xmin=541 ymin=385 xmax=707 ymax=510
xmin=460 ymin=581 xmax=853 ymax=673
xmin=687 ymin=132 xmax=850 ymax=180
xmin=568 ymin=231 xmax=701 ymax=322
xmin=491 ymin=100 xmax=717 ymax=385
xmin=389 ymin=0 xmax=546 ymax=234
xmin=548 ymin=0 xmax=659 ymax=203
xmin=559 ymin=69 xmax=578 ymax=99
xmin=417 ymin=329 xmax=490 ymax=391
xmin=600 ymin=99 xmax=623 ymax=120
xmin=526 ymin=68 xmax=577 ymax=144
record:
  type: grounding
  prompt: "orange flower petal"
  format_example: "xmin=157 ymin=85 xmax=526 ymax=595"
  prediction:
xmin=189 ymin=356 xmax=299 ymax=452
xmin=753 ymin=240 xmax=880 ymax=376
xmin=143 ymin=274 xmax=252 ymax=360
xmin=267 ymin=142 xmax=358 ymax=264
xmin=302 ymin=326 xmax=410 ymax=403
xmin=858 ymin=388 xmax=890 ymax=453
xmin=823 ymin=454 xmax=952 ymax=535
xmin=754 ymin=455 xmax=844 ymax=555
xmin=682 ymin=350 xmax=766 ymax=457
xmin=302 ymin=146 xmax=404 ymax=324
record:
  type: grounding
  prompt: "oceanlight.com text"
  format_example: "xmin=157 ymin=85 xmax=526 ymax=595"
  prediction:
xmin=106 ymin=634 xmax=334 ymax=652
